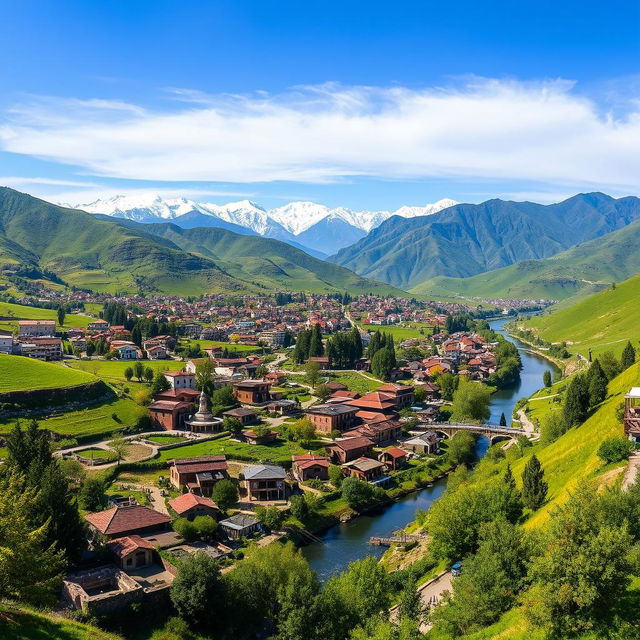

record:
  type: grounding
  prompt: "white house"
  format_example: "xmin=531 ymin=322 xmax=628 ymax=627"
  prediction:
xmin=164 ymin=371 xmax=196 ymax=389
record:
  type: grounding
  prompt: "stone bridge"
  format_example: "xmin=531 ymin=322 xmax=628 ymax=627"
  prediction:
xmin=429 ymin=423 xmax=531 ymax=444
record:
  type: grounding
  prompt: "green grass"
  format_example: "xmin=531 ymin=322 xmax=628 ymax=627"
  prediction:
xmin=76 ymin=447 xmax=115 ymax=460
xmin=361 ymin=323 xmax=432 ymax=341
xmin=0 ymin=301 xmax=95 ymax=329
xmin=329 ymin=372 xmax=383 ymax=394
xmin=144 ymin=434 xmax=189 ymax=444
xmin=0 ymin=604 xmax=123 ymax=640
xmin=519 ymin=272 xmax=640 ymax=359
xmin=0 ymin=397 xmax=146 ymax=439
xmin=152 ymin=434 xmax=324 ymax=466
xmin=0 ymin=354 xmax=96 ymax=392
xmin=66 ymin=359 xmax=174 ymax=384
xmin=189 ymin=339 xmax=259 ymax=353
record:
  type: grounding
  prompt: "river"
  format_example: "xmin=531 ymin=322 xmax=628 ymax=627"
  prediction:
xmin=301 ymin=317 xmax=559 ymax=579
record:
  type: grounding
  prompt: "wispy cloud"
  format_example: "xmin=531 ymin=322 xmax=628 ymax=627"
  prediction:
xmin=1 ymin=79 xmax=639 ymax=192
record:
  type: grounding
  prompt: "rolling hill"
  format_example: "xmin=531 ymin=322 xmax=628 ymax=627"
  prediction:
xmin=0 ymin=188 xmax=400 ymax=296
xmin=517 ymin=272 xmax=640 ymax=358
xmin=411 ymin=218 xmax=640 ymax=301
xmin=103 ymin=219 xmax=405 ymax=295
xmin=331 ymin=193 xmax=640 ymax=289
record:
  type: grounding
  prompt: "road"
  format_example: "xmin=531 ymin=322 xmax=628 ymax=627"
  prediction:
xmin=623 ymin=451 xmax=640 ymax=491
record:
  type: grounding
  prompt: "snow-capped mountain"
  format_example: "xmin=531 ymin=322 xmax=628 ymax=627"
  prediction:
xmin=71 ymin=195 xmax=457 ymax=256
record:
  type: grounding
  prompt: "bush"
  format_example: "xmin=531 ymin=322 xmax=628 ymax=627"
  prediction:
xmin=597 ymin=437 xmax=633 ymax=464
xmin=341 ymin=477 xmax=377 ymax=509
xmin=328 ymin=465 xmax=344 ymax=488
xmin=173 ymin=517 xmax=198 ymax=541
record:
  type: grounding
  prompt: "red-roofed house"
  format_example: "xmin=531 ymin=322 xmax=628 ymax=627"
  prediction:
xmin=169 ymin=456 xmax=229 ymax=496
xmin=378 ymin=447 xmax=407 ymax=471
xmin=169 ymin=493 xmax=218 ymax=520
xmin=106 ymin=535 xmax=155 ymax=570
xmin=291 ymin=454 xmax=330 ymax=482
xmin=326 ymin=436 xmax=375 ymax=464
xmin=148 ymin=399 xmax=194 ymax=431
xmin=85 ymin=505 xmax=171 ymax=540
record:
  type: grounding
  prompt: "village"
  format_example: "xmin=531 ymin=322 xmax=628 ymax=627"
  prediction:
xmin=0 ymin=289 xmax=535 ymax=619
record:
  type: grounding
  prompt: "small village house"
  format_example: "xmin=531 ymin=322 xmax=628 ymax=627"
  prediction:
xmin=378 ymin=447 xmax=407 ymax=471
xmin=169 ymin=456 xmax=229 ymax=496
xmin=327 ymin=436 xmax=375 ymax=464
xmin=169 ymin=493 xmax=219 ymax=520
xmin=164 ymin=370 xmax=196 ymax=390
xmin=305 ymin=404 xmax=358 ymax=434
xmin=233 ymin=380 xmax=271 ymax=404
xmin=17 ymin=319 xmax=56 ymax=337
xmin=84 ymin=505 xmax=171 ymax=540
xmin=219 ymin=513 xmax=262 ymax=540
xmin=222 ymin=407 xmax=257 ymax=425
xmin=291 ymin=454 xmax=330 ymax=482
xmin=106 ymin=535 xmax=156 ymax=571
xmin=148 ymin=398 xmax=194 ymax=431
xmin=241 ymin=464 xmax=287 ymax=501
xmin=341 ymin=457 xmax=386 ymax=483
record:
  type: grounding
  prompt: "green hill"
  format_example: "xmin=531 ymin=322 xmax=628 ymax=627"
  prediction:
xmin=0 ymin=354 xmax=96 ymax=393
xmin=411 ymin=218 xmax=640 ymax=301
xmin=112 ymin=220 xmax=404 ymax=295
xmin=331 ymin=193 xmax=640 ymax=289
xmin=517 ymin=273 xmax=640 ymax=359
xmin=0 ymin=604 xmax=123 ymax=640
xmin=0 ymin=188 xmax=401 ymax=296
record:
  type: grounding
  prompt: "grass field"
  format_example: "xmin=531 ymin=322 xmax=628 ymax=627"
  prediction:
xmin=144 ymin=434 xmax=189 ymax=444
xmin=0 ymin=301 xmax=95 ymax=330
xmin=329 ymin=372 xmax=383 ymax=394
xmin=152 ymin=433 xmax=324 ymax=466
xmin=77 ymin=447 xmax=116 ymax=460
xmin=67 ymin=359 xmax=175 ymax=384
xmin=0 ymin=397 xmax=146 ymax=440
xmin=188 ymin=339 xmax=260 ymax=353
xmin=0 ymin=354 xmax=96 ymax=392
xmin=360 ymin=322 xmax=433 ymax=341
xmin=0 ymin=605 xmax=123 ymax=640
xmin=519 ymin=273 xmax=640 ymax=359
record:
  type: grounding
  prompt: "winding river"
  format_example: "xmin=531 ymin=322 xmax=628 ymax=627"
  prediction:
xmin=301 ymin=317 xmax=559 ymax=579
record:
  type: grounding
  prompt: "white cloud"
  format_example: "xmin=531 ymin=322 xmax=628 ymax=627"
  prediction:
xmin=1 ymin=79 xmax=640 ymax=191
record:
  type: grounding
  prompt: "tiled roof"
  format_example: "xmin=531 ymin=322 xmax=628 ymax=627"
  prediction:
xmin=243 ymin=464 xmax=286 ymax=480
xmin=332 ymin=436 xmax=375 ymax=451
xmin=107 ymin=535 xmax=155 ymax=558
xmin=85 ymin=505 xmax=170 ymax=535
xmin=169 ymin=493 xmax=218 ymax=515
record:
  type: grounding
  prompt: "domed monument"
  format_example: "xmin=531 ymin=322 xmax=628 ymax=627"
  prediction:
xmin=185 ymin=391 xmax=223 ymax=433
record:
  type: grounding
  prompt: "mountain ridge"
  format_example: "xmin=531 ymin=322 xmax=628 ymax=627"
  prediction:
xmin=330 ymin=193 xmax=640 ymax=288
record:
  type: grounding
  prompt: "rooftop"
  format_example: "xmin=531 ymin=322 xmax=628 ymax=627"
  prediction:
xmin=306 ymin=404 xmax=358 ymax=416
xmin=243 ymin=464 xmax=287 ymax=480
xmin=220 ymin=513 xmax=260 ymax=531
xmin=85 ymin=505 xmax=171 ymax=536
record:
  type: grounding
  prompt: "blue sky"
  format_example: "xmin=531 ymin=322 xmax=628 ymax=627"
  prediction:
xmin=0 ymin=0 xmax=639 ymax=210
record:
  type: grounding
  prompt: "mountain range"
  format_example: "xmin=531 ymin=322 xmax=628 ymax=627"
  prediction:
xmin=330 ymin=193 xmax=640 ymax=290
xmin=71 ymin=195 xmax=457 ymax=256
xmin=0 ymin=188 xmax=403 ymax=296
xmin=411 ymin=217 xmax=640 ymax=302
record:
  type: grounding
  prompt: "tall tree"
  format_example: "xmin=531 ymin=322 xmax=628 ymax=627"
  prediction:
xmin=586 ymin=359 xmax=608 ymax=407
xmin=499 ymin=412 xmax=507 ymax=426
xmin=308 ymin=323 xmax=324 ymax=358
xmin=133 ymin=360 xmax=145 ymax=381
xmin=451 ymin=381 xmax=491 ymax=423
xmin=563 ymin=373 xmax=590 ymax=427
xmin=621 ymin=341 xmax=636 ymax=370
xmin=371 ymin=346 xmax=395 ymax=380
xmin=521 ymin=454 xmax=547 ymax=510
xmin=0 ymin=472 xmax=66 ymax=606
xmin=195 ymin=358 xmax=215 ymax=395
xmin=56 ymin=305 xmax=66 ymax=327
xmin=350 ymin=326 xmax=363 ymax=360
xmin=543 ymin=370 xmax=552 ymax=388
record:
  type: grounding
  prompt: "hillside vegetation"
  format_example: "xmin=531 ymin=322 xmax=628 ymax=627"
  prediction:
xmin=0 ymin=354 xmax=96 ymax=392
xmin=518 ymin=273 xmax=640 ymax=358
xmin=0 ymin=188 xmax=401 ymax=296
xmin=412 ymin=218 xmax=640 ymax=301
xmin=332 ymin=193 xmax=640 ymax=289
xmin=110 ymin=219 xmax=404 ymax=295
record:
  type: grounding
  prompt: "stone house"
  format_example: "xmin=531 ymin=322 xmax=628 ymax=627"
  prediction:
xmin=305 ymin=404 xmax=358 ymax=434
xmin=241 ymin=464 xmax=287 ymax=501
xmin=327 ymin=436 xmax=375 ymax=464
xmin=85 ymin=505 xmax=171 ymax=540
xmin=291 ymin=454 xmax=330 ymax=482
xmin=169 ymin=493 xmax=219 ymax=520
xmin=169 ymin=456 xmax=229 ymax=496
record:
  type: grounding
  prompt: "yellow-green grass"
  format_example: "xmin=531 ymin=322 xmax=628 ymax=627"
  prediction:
xmin=153 ymin=434 xmax=324 ymax=466
xmin=77 ymin=447 xmax=115 ymax=460
xmin=361 ymin=323 xmax=433 ymax=341
xmin=470 ymin=362 xmax=640 ymax=531
xmin=0 ymin=301 xmax=95 ymax=329
xmin=66 ymin=359 xmax=174 ymax=384
xmin=144 ymin=434 xmax=189 ymax=444
xmin=0 ymin=397 xmax=146 ymax=440
xmin=520 ymin=376 xmax=572 ymax=427
xmin=520 ymin=273 xmax=640 ymax=359
xmin=0 ymin=354 xmax=96 ymax=392
xmin=0 ymin=604 xmax=123 ymax=640
xmin=189 ymin=339 xmax=260 ymax=353
xmin=329 ymin=372 xmax=383 ymax=394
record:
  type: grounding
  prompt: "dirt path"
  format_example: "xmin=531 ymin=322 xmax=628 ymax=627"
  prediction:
xmin=517 ymin=409 xmax=537 ymax=436
xmin=623 ymin=451 xmax=640 ymax=490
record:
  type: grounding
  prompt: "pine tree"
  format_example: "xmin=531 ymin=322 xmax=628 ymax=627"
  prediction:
xmin=543 ymin=370 xmax=552 ymax=388
xmin=371 ymin=346 xmax=395 ymax=380
xmin=621 ymin=341 xmax=636 ymax=370
xmin=521 ymin=454 xmax=547 ymax=510
xmin=350 ymin=326 xmax=363 ymax=360
xmin=131 ymin=323 xmax=142 ymax=347
xmin=499 ymin=412 xmax=507 ymax=426
xmin=563 ymin=373 xmax=590 ymax=427
xmin=293 ymin=330 xmax=311 ymax=364
xmin=308 ymin=323 xmax=324 ymax=358
xmin=367 ymin=331 xmax=382 ymax=358
xmin=57 ymin=305 xmax=66 ymax=327
xmin=504 ymin=463 xmax=516 ymax=491
xmin=586 ymin=359 xmax=608 ymax=407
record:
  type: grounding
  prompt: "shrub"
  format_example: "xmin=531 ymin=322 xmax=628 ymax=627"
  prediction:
xmin=597 ymin=437 xmax=633 ymax=464
xmin=173 ymin=517 xmax=198 ymax=541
